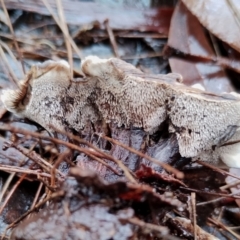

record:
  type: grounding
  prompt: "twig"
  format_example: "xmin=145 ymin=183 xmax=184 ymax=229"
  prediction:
xmin=95 ymin=133 xmax=184 ymax=179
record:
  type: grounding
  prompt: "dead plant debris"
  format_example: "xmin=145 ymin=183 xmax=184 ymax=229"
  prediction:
xmin=1 ymin=1 xmax=240 ymax=240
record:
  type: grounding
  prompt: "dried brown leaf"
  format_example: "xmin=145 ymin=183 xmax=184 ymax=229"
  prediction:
xmin=168 ymin=2 xmax=233 ymax=93
xmin=4 ymin=0 xmax=173 ymax=34
xmin=182 ymin=0 xmax=240 ymax=53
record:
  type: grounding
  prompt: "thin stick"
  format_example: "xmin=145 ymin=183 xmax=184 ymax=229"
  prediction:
xmin=95 ymin=133 xmax=184 ymax=179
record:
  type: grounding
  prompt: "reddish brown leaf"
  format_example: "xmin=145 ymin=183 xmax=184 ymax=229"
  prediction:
xmin=136 ymin=164 xmax=186 ymax=187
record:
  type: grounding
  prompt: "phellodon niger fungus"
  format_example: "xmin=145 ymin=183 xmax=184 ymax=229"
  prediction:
xmin=2 ymin=56 xmax=240 ymax=168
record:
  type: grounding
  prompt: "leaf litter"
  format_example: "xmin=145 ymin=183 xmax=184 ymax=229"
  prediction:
xmin=1 ymin=0 xmax=240 ymax=239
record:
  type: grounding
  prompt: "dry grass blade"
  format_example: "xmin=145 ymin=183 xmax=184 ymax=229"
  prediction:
xmin=208 ymin=217 xmax=240 ymax=239
xmin=0 ymin=40 xmax=23 ymax=79
xmin=0 ymin=44 xmax=18 ymax=86
xmin=4 ymin=140 xmax=66 ymax=179
xmin=51 ymin=150 xmax=68 ymax=189
xmin=122 ymin=52 xmax=163 ymax=60
xmin=85 ymin=152 xmax=121 ymax=175
xmin=0 ymin=173 xmax=15 ymax=204
xmin=104 ymin=19 xmax=119 ymax=58
xmin=95 ymin=133 xmax=184 ymax=179
xmin=0 ymin=0 xmax=25 ymax=74
xmin=0 ymin=164 xmax=53 ymax=178
xmin=196 ymin=192 xmax=240 ymax=206
xmin=30 ymin=182 xmax=43 ymax=210
xmin=0 ymin=140 xmax=39 ymax=215
xmin=196 ymin=160 xmax=240 ymax=181
xmin=181 ymin=186 xmax=240 ymax=199
xmin=122 ymin=217 xmax=179 ymax=240
xmin=226 ymin=0 xmax=240 ymax=30
xmin=0 ymin=173 xmax=27 ymax=216
xmin=42 ymin=0 xmax=83 ymax=60
xmin=220 ymin=179 xmax=240 ymax=190
xmin=56 ymin=0 xmax=73 ymax=78
xmin=191 ymin=192 xmax=197 ymax=240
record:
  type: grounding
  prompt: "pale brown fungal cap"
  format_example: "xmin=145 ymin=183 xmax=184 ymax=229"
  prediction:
xmin=2 ymin=56 xmax=240 ymax=167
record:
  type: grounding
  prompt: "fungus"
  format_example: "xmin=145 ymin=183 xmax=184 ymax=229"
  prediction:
xmin=2 ymin=56 xmax=240 ymax=167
